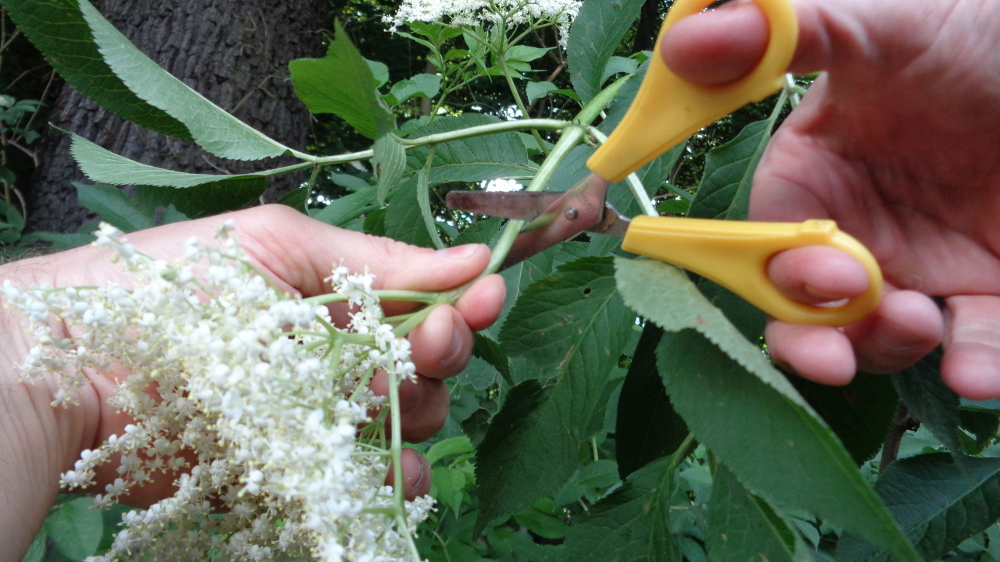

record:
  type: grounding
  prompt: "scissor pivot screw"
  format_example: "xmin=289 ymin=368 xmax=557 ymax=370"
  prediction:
xmin=564 ymin=208 xmax=579 ymax=221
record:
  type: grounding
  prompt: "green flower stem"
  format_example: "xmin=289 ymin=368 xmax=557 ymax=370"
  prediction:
xmin=386 ymin=366 xmax=423 ymax=561
xmin=392 ymin=303 xmax=441 ymax=338
xmin=483 ymin=78 xmax=631 ymax=272
xmin=485 ymin=123 xmax=587 ymax=274
xmin=375 ymin=290 xmax=442 ymax=303
xmin=498 ymin=53 xmax=550 ymax=156
xmin=576 ymin=74 xmax=631 ymax=124
xmin=587 ymin=127 xmax=658 ymax=217
xmin=390 ymin=118 xmax=569 ymax=146
xmin=303 ymin=290 xmax=440 ymax=306
xmin=200 ymin=119 xmax=572 ymax=184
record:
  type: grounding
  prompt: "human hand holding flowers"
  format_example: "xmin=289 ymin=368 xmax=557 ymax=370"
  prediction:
xmin=0 ymin=204 xmax=505 ymax=559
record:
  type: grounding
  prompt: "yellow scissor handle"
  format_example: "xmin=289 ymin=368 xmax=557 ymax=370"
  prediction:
xmin=621 ymin=217 xmax=884 ymax=326
xmin=588 ymin=0 xmax=798 ymax=183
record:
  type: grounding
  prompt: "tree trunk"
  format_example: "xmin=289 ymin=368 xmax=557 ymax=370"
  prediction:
xmin=25 ymin=0 xmax=328 ymax=233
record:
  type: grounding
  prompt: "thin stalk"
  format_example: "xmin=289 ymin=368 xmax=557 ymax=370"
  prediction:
xmin=391 ymin=118 xmax=568 ymax=146
xmin=485 ymin=124 xmax=587 ymax=274
xmin=498 ymin=53 xmax=549 ymax=155
xmin=417 ymin=144 xmax=446 ymax=249
xmin=387 ymin=367 xmax=422 ymax=561
xmin=784 ymin=74 xmax=803 ymax=108
xmin=392 ymin=303 xmax=440 ymax=338
xmin=304 ymin=163 xmax=323 ymax=196
xmin=669 ymin=433 xmax=697 ymax=471
xmin=587 ymin=127 xmax=658 ymax=216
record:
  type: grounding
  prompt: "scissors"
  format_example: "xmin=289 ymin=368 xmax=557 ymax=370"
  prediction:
xmin=446 ymin=0 xmax=883 ymax=327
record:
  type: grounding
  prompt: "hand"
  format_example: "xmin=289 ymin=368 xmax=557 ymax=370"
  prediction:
xmin=0 ymin=205 xmax=505 ymax=555
xmin=661 ymin=0 xmax=1000 ymax=398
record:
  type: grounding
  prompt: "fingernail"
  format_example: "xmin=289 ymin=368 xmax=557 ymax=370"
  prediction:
xmin=436 ymin=244 xmax=477 ymax=259
xmin=444 ymin=324 xmax=463 ymax=365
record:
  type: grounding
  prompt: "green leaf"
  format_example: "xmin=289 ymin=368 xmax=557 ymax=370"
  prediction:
xmin=20 ymin=230 xmax=96 ymax=251
xmin=328 ymin=172 xmax=372 ymax=192
xmin=526 ymin=81 xmax=559 ymax=104
xmin=311 ymin=186 xmax=377 ymax=227
xmin=384 ymin=177 xmax=435 ymax=248
xmin=567 ymin=0 xmax=645 ymax=104
xmin=74 ymin=0 xmax=289 ymax=160
xmin=366 ymin=59 xmax=389 ymax=88
xmin=289 ymin=21 xmax=395 ymax=139
xmin=558 ymin=456 xmax=681 ymax=562
xmin=838 ymin=453 xmax=1000 ymax=562
xmin=431 ymin=466 xmax=468 ymax=515
xmin=891 ymin=350 xmax=966 ymax=464
xmin=372 ymin=135 xmax=407 ymax=205
xmin=615 ymin=257 xmax=800 ymax=400
xmin=387 ymin=73 xmax=442 ymax=105
xmin=3 ymin=0 xmax=190 ymax=140
xmin=22 ymin=528 xmax=47 ymax=562
xmin=133 ymin=183 xmax=265 ymax=220
xmin=477 ymin=257 xmax=634 ymax=533
xmin=44 ymin=495 xmax=103 ymax=559
xmin=892 ymin=349 xmax=965 ymax=464
xmin=515 ymin=498 xmax=570 ymax=540
xmin=507 ymin=45 xmax=551 ymax=64
xmin=454 ymin=216 xmax=502 ymax=246
xmin=790 ymin=373 xmax=899 ymax=465
xmin=707 ymin=464 xmax=813 ymax=562
xmin=69 ymin=131 xmax=272 ymax=191
xmin=277 ymin=186 xmax=309 ymax=214
xmin=656 ymin=329 xmax=918 ymax=562
xmin=472 ymin=332 xmax=512 ymax=386
xmin=601 ymin=56 xmax=640 ymax=83
xmin=555 ymin=459 xmax=622 ymax=507
xmin=405 ymin=114 xmax=536 ymax=184
xmin=616 ymin=324 xmax=689 ymax=479
xmin=959 ymin=410 xmax=999 ymax=454
xmin=688 ymin=119 xmax=772 ymax=220
xmin=75 ymin=183 xmax=154 ymax=233
xmin=425 ymin=435 xmax=475 ymax=466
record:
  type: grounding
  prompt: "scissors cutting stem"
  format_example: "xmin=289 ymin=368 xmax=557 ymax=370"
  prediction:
xmin=447 ymin=173 xmax=883 ymax=327
xmin=445 ymin=0 xmax=884 ymax=326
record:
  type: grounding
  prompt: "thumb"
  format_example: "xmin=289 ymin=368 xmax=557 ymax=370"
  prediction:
xmin=659 ymin=0 xmax=931 ymax=84
xmin=216 ymin=205 xmax=491 ymax=297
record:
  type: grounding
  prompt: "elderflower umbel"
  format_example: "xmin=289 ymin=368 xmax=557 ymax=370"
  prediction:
xmin=4 ymin=223 xmax=431 ymax=561
xmin=386 ymin=0 xmax=582 ymax=48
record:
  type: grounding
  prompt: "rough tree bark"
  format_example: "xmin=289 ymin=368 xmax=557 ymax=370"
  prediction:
xmin=26 ymin=0 xmax=328 ymax=232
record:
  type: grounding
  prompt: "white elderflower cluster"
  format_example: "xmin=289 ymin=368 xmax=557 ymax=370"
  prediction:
xmin=386 ymin=0 xmax=582 ymax=48
xmin=3 ymin=223 xmax=431 ymax=561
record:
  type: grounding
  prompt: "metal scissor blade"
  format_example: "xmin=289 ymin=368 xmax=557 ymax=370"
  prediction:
xmin=446 ymin=175 xmax=626 ymax=269
xmin=445 ymin=191 xmax=563 ymax=221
